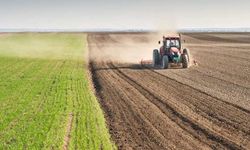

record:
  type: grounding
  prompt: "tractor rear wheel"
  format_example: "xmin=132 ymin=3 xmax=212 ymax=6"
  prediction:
xmin=182 ymin=54 xmax=189 ymax=68
xmin=183 ymin=48 xmax=190 ymax=62
xmin=162 ymin=55 xmax=169 ymax=69
xmin=153 ymin=49 xmax=160 ymax=67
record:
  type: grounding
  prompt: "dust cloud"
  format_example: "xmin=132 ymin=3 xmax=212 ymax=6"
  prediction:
xmin=89 ymin=30 xmax=193 ymax=65
xmin=89 ymin=33 xmax=167 ymax=63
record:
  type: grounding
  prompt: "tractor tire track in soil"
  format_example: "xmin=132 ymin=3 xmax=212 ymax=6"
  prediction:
xmin=88 ymin=33 xmax=250 ymax=150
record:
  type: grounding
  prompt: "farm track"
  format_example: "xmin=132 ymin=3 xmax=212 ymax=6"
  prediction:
xmin=88 ymin=33 xmax=250 ymax=149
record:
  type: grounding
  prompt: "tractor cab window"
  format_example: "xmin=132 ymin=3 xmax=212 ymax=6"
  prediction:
xmin=165 ymin=39 xmax=180 ymax=48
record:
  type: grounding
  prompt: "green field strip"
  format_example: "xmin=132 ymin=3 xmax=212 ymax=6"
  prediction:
xmin=0 ymin=33 xmax=115 ymax=150
xmin=0 ymin=59 xmax=45 ymax=98
xmin=0 ymin=61 xmax=56 ymax=131
xmin=1 ymin=60 xmax=71 ymax=149
xmin=0 ymin=57 xmax=21 ymax=75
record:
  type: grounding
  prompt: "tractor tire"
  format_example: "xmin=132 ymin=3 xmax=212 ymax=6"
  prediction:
xmin=153 ymin=49 xmax=160 ymax=67
xmin=183 ymin=48 xmax=190 ymax=62
xmin=182 ymin=54 xmax=189 ymax=68
xmin=162 ymin=55 xmax=169 ymax=69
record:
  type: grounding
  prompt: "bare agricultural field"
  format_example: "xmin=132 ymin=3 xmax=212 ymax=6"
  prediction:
xmin=0 ymin=33 xmax=115 ymax=149
xmin=88 ymin=33 xmax=250 ymax=149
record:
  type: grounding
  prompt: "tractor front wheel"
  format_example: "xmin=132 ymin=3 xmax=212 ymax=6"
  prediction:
xmin=162 ymin=55 xmax=169 ymax=69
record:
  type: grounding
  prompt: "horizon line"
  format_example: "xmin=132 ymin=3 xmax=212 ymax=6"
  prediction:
xmin=1 ymin=27 xmax=250 ymax=33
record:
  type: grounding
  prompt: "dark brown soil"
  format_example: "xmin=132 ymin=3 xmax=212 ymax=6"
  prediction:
xmin=88 ymin=33 xmax=250 ymax=150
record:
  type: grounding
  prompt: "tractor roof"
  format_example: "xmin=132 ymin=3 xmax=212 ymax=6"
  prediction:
xmin=163 ymin=35 xmax=180 ymax=40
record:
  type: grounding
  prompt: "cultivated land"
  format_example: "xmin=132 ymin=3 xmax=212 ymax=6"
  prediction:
xmin=88 ymin=33 xmax=250 ymax=149
xmin=0 ymin=33 xmax=114 ymax=149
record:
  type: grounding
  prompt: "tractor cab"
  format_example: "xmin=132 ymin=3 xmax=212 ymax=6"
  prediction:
xmin=153 ymin=35 xmax=190 ymax=69
xmin=160 ymin=36 xmax=181 ymax=54
xmin=163 ymin=36 xmax=181 ymax=49
xmin=159 ymin=36 xmax=182 ymax=63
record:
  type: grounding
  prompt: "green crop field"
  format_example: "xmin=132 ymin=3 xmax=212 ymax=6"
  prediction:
xmin=0 ymin=33 xmax=115 ymax=149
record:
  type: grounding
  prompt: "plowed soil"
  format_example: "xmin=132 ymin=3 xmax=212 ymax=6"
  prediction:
xmin=88 ymin=33 xmax=250 ymax=150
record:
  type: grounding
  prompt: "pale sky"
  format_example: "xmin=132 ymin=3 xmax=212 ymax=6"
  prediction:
xmin=0 ymin=0 xmax=250 ymax=30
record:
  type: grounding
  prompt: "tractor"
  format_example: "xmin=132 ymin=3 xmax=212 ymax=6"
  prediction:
xmin=153 ymin=35 xmax=190 ymax=69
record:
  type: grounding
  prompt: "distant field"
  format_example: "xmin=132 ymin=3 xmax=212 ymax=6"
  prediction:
xmin=0 ymin=33 xmax=114 ymax=149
